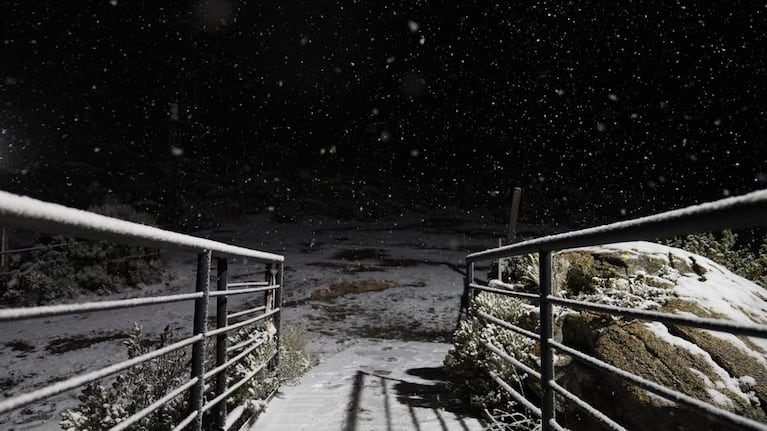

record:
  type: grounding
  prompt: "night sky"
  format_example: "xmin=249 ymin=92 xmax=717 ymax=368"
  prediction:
xmin=1 ymin=1 xmax=766 ymax=227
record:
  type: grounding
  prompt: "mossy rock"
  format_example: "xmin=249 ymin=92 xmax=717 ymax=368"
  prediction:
xmin=557 ymin=311 xmax=767 ymax=430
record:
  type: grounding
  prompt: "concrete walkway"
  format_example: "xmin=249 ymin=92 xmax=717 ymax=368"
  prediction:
xmin=252 ymin=339 xmax=485 ymax=431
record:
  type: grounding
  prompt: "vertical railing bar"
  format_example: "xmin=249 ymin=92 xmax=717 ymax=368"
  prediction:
xmin=275 ymin=262 xmax=284 ymax=370
xmin=190 ymin=250 xmax=212 ymax=431
xmin=539 ymin=250 xmax=555 ymax=431
xmin=215 ymin=257 xmax=228 ymax=431
xmin=264 ymin=263 xmax=277 ymax=370
xmin=458 ymin=261 xmax=475 ymax=328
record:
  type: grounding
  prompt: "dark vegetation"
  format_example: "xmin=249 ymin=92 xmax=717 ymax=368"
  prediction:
xmin=60 ymin=321 xmax=316 ymax=431
xmin=666 ymin=229 xmax=767 ymax=288
xmin=0 ymin=202 xmax=167 ymax=306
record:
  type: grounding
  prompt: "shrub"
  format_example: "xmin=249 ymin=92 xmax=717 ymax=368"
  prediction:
xmin=666 ymin=229 xmax=767 ymax=288
xmin=60 ymin=320 xmax=317 ymax=431
xmin=1 ymin=203 xmax=166 ymax=305
xmin=60 ymin=324 xmax=188 ymax=431
xmin=445 ymin=292 xmax=535 ymax=411
xmin=228 ymin=320 xmax=318 ymax=415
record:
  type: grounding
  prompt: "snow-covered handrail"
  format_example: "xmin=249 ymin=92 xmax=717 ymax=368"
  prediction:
xmin=0 ymin=191 xmax=285 ymax=430
xmin=0 ymin=190 xmax=283 ymax=263
xmin=467 ymin=188 xmax=767 ymax=263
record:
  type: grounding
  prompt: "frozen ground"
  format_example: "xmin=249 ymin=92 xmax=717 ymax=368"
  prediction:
xmin=252 ymin=340 xmax=485 ymax=431
xmin=0 ymin=209 xmax=512 ymax=429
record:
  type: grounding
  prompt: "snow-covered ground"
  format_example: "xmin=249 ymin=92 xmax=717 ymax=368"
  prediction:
xmin=0 ymin=210 xmax=510 ymax=429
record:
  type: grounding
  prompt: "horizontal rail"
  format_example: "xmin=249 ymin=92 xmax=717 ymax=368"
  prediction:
xmin=227 ymin=281 xmax=270 ymax=288
xmin=109 ymin=377 xmax=199 ymax=431
xmin=204 ymin=337 xmax=268 ymax=381
xmin=205 ymin=308 xmax=280 ymax=338
xmin=467 ymin=189 xmax=767 ymax=262
xmin=202 ymin=352 xmax=274 ymax=413
xmin=476 ymin=310 xmax=540 ymax=341
xmin=208 ymin=285 xmax=279 ymax=298
xmin=549 ymin=381 xmax=627 ymax=431
xmin=483 ymin=341 xmax=541 ymax=380
xmin=548 ymin=296 xmax=767 ymax=338
xmin=227 ymin=331 xmax=267 ymax=353
xmin=228 ymin=305 xmax=268 ymax=320
xmin=470 ymin=283 xmax=540 ymax=301
xmin=0 ymin=242 xmax=70 ymax=255
xmin=0 ymin=334 xmax=202 ymax=415
xmin=0 ymin=191 xmax=283 ymax=263
xmin=487 ymin=370 xmax=542 ymax=417
xmin=171 ymin=410 xmax=198 ymax=431
xmin=550 ymin=340 xmax=767 ymax=431
xmin=0 ymin=292 xmax=204 ymax=322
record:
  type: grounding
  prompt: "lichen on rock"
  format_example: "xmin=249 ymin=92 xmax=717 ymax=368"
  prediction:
xmin=486 ymin=241 xmax=767 ymax=430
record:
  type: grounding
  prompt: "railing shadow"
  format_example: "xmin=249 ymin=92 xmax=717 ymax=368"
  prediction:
xmin=343 ymin=367 xmax=477 ymax=431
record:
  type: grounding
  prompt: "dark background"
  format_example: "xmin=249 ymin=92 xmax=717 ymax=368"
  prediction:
xmin=1 ymin=0 xmax=765 ymax=229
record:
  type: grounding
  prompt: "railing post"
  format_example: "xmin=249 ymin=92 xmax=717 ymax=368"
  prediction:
xmin=274 ymin=262 xmax=284 ymax=370
xmin=214 ymin=257 xmax=228 ymax=431
xmin=265 ymin=263 xmax=277 ymax=356
xmin=458 ymin=261 xmax=475 ymax=328
xmin=539 ymin=250 xmax=555 ymax=431
xmin=190 ymin=250 xmax=211 ymax=431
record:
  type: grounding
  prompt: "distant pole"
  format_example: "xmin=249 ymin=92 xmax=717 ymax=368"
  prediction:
xmin=507 ymin=187 xmax=522 ymax=244
xmin=0 ymin=227 xmax=7 ymax=272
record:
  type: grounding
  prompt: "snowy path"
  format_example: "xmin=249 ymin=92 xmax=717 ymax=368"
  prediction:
xmin=1 ymin=212 xmax=506 ymax=429
xmin=251 ymin=340 xmax=484 ymax=431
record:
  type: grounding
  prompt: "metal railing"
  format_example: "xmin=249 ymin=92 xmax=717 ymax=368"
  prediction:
xmin=0 ymin=191 xmax=284 ymax=430
xmin=460 ymin=189 xmax=767 ymax=431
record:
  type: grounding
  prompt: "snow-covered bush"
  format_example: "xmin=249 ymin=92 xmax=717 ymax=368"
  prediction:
xmin=228 ymin=321 xmax=317 ymax=416
xmin=60 ymin=323 xmax=188 ymax=431
xmin=1 ymin=203 xmax=165 ymax=305
xmin=61 ymin=319 xmax=317 ymax=430
xmin=667 ymin=229 xmax=767 ymax=288
xmin=445 ymin=292 xmax=536 ymax=411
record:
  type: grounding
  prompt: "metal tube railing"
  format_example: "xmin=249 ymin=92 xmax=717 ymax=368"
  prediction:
xmin=228 ymin=305 xmax=268 ymax=320
xmin=109 ymin=378 xmax=199 ymax=431
xmin=467 ymin=189 xmax=767 ymax=263
xmin=488 ymin=370 xmax=542 ymax=417
xmin=549 ymin=381 xmax=628 ymax=431
xmin=483 ymin=341 xmax=541 ymax=380
xmin=201 ymin=353 xmax=274 ymax=413
xmin=469 ymin=283 xmax=540 ymax=301
xmin=476 ymin=310 xmax=540 ymax=341
xmin=550 ymin=340 xmax=767 ymax=431
xmin=0 ymin=334 xmax=203 ymax=415
xmin=459 ymin=189 xmax=767 ymax=431
xmin=0 ymin=291 xmax=204 ymax=322
xmin=0 ymin=190 xmax=283 ymax=263
xmin=547 ymin=295 xmax=767 ymax=338
xmin=0 ymin=191 xmax=285 ymax=430
xmin=208 ymin=284 xmax=280 ymax=297
xmin=215 ymin=257 xmax=229 ymax=431
xmin=205 ymin=308 xmax=281 ymax=338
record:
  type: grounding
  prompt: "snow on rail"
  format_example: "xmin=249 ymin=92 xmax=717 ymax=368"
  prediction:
xmin=0 ymin=190 xmax=283 ymax=263
xmin=467 ymin=188 xmax=767 ymax=262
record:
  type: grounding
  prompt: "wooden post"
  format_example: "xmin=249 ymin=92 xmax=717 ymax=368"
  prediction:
xmin=507 ymin=187 xmax=522 ymax=244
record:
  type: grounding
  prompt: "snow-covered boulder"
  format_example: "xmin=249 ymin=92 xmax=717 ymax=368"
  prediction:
xmin=496 ymin=242 xmax=767 ymax=430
